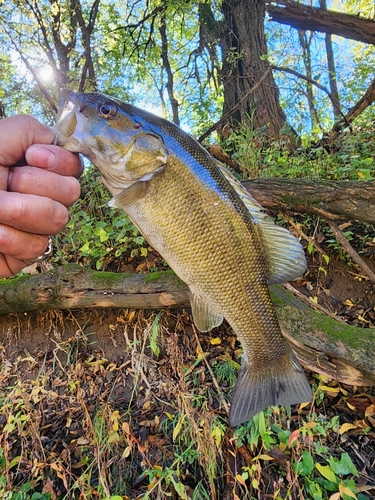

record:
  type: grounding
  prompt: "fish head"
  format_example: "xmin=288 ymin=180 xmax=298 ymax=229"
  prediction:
xmin=55 ymin=89 xmax=168 ymax=193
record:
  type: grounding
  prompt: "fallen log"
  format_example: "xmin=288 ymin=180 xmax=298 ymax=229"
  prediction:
xmin=0 ymin=264 xmax=374 ymax=387
xmin=243 ymin=178 xmax=375 ymax=223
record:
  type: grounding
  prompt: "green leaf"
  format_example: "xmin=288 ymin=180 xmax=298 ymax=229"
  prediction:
xmin=306 ymin=479 xmax=323 ymax=500
xmin=294 ymin=450 xmax=314 ymax=475
xmin=316 ymin=463 xmax=337 ymax=483
xmin=328 ymin=453 xmax=358 ymax=476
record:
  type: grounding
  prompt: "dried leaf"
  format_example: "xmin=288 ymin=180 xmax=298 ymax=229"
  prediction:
xmin=338 ymin=423 xmax=357 ymax=435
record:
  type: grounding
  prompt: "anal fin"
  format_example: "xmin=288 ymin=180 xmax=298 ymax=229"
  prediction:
xmin=189 ymin=289 xmax=223 ymax=332
xmin=229 ymin=353 xmax=312 ymax=427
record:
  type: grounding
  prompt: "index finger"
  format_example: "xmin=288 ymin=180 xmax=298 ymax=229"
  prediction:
xmin=25 ymin=144 xmax=83 ymax=178
xmin=0 ymin=115 xmax=54 ymax=190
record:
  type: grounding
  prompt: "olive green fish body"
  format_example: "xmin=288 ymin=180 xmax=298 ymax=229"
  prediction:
xmin=56 ymin=89 xmax=312 ymax=426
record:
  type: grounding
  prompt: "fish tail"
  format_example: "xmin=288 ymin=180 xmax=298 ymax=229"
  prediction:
xmin=229 ymin=353 xmax=312 ymax=427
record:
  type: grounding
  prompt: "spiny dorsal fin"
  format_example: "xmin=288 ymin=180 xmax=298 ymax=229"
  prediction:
xmin=189 ymin=288 xmax=223 ymax=332
xmin=218 ymin=164 xmax=306 ymax=284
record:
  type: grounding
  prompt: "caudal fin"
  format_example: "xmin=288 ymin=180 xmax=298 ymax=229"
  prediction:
xmin=229 ymin=354 xmax=312 ymax=427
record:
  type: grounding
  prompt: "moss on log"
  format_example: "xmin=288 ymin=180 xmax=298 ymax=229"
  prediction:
xmin=0 ymin=264 xmax=374 ymax=386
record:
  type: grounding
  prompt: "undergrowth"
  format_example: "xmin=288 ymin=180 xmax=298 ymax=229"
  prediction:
xmin=0 ymin=311 xmax=373 ymax=499
xmin=224 ymin=120 xmax=375 ymax=181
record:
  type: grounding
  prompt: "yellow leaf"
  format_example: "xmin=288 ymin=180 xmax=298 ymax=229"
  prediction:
xmin=346 ymin=401 xmax=356 ymax=410
xmin=365 ymin=404 xmax=375 ymax=417
xmin=344 ymin=299 xmax=355 ymax=307
xmin=338 ymin=422 xmax=357 ymax=435
xmin=142 ymin=400 xmax=151 ymax=411
xmin=318 ymin=385 xmax=340 ymax=394
xmin=210 ymin=337 xmax=221 ymax=345
xmin=252 ymin=478 xmax=259 ymax=489
xmin=316 ymin=463 xmax=337 ymax=483
xmin=258 ymin=454 xmax=274 ymax=461
xmin=173 ymin=415 xmax=185 ymax=442
xmin=235 ymin=474 xmax=247 ymax=487
xmin=309 ymin=296 xmax=318 ymax=304
xmin=298 ymin=401 xmax=311 ymax=410
xmin=329 ymin=493 xmax=341 ymax=500
xmin=128 ymin=310 xmax=136 ymax=321
xmin=339 ymin=484 xmax=357 ymax=499
xmin=122 ymin=446 xmax=131 ymax=458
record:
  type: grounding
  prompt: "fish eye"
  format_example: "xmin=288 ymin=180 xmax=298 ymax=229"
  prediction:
xmin=98 ymin=103 xmax=117 ymax=119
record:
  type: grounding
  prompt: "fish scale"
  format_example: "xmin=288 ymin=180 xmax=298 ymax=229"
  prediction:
xmin=56 ymin=89 xmax=313 ymax=426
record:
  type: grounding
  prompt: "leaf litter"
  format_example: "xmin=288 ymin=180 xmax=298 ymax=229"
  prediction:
xmin=0 ymin=302 xmax=375 ymax=499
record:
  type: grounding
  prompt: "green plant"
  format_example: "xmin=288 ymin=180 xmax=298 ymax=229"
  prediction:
xmin=54 ymin=167 xmax=148 ymax=270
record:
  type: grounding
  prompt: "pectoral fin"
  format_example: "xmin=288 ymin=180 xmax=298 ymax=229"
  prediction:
xmin=108 ymin=180 xmax=149 ymax=209
xmin=189 ymin=289 xmax=223 ymax=332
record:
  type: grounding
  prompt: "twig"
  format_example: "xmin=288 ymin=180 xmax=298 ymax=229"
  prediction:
xmin=198 ymin=68 xmax=271 ymax=143
xmin=282 ymin=282 xmax=346 ymax=323
xmin=192 ymin=325 xmax=230 ymax=417
xmin=328 ymin=221 xmax=375 ymax=284
xmin=273 ymin=65 xmax=345 ymax=121
xmin=282 ymin=213 xmax=325 ymax=255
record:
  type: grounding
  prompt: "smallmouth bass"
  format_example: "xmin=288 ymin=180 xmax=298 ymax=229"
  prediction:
xmin=56 ymin=89 xmax=312 ymax=426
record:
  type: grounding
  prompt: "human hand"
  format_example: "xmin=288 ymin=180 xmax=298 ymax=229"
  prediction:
xmin=0 ymin=114 xmax=83 ymax=278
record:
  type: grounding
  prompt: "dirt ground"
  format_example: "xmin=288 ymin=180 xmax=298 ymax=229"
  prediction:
xmin=0 ymin=252 xmax=375 ymax=498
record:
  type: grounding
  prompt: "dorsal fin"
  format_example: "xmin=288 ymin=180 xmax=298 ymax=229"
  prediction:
xmin=218 ymin=164 xmax=306 ymax=284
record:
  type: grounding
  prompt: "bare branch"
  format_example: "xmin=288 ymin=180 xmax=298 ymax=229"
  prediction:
xmin=329 ymin=76 xmax=375 ymax=140
xmin=159 ymin=8 xmax=180 ymax=125
xmin=272 ymin=65 xmax=344 ymax=121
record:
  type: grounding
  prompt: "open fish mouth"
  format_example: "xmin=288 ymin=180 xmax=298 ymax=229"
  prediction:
xmin=56 ymin=89 xmax=78 ymax=138
xmin=55 ymin=89 xmax=92 ymax=154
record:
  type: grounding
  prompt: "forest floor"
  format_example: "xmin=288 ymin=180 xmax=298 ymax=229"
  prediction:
xmin=1 ymin=218 xmax=375 ymax=500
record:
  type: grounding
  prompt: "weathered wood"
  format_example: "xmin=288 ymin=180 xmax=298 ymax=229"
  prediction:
xmin=243 ymin=178 xmax=375 ymax=223
xmin=1 ymin=264 xmax=374 ymax=386
xmin=0 ymin=265 xmax=189 ymax=314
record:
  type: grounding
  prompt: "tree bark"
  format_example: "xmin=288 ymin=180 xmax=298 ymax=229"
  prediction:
xmin=0 ymin=266 xmax=188 ymax=314
xmin=265 ymin=0 xmax=375 ymax=46
xmin=242 ymin=178 xmax=375 ymax=223
xmin=1 ymin=264 xmax=374 ymax=387
xmin=219 ymin=0 xmax=292 ymax=140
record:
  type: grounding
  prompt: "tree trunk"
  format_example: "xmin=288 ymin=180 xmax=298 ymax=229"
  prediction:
xmin=266 ymin=0 xmax=375 ymax=45
xmin=219 ymin=0 xmax=292 ymax=140
xmin=0 ymin=264 xmax=374 ymax=387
